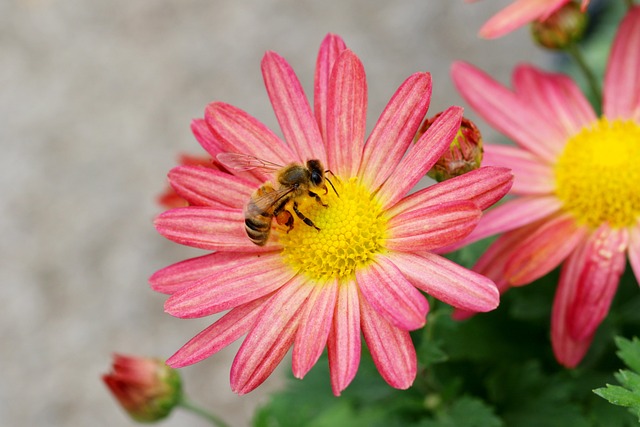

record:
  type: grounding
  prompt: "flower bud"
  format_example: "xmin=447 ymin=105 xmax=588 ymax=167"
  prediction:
xmin=103 ymin=354 xmax=182 ymax=423
xmin=531 ymin=2 xmax=588 ymax=50
xmin=418 ymin=114 xmax=483 ymax=182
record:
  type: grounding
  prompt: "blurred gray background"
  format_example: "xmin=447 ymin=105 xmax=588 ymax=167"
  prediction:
xmin=1 ymin=0 xmax=546 ymax=426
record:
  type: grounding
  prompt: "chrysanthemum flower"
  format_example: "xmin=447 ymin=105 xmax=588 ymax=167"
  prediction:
xmin=151 ymin=34 xmax=513 ymax=395
xmin=474 ymin=0 xmax=590 ymax=39
xmin=450 ymin=7 xmax=640 ymax=367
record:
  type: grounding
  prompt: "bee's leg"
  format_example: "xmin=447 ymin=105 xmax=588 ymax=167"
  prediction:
xmin=293 ymin=201 xmax=320 ymax=231
xmin=308 ymin=191 xmax=328 ymax=207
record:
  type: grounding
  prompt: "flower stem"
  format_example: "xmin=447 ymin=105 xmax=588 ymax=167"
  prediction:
xmin=179 ymin=397 xmax=231 ymax=427
xmin=566 ymin=43 xmax=602 ymax=106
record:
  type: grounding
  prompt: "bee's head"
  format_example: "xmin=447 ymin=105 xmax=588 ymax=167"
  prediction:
xmin=306 ymin=160 xmax=324 ymax=186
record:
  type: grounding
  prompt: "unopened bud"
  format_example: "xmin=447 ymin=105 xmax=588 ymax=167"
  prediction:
xmin=418 ymin=114 xmax=483 ymax=182
xmin=103 ymin=354 xmax=182 ymax=423
xmin=531 ymin=2 xmax=588 ymax=50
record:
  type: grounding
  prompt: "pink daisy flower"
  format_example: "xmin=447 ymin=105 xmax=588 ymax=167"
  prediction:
xmin=474 ymin=0 xmax=590 ymax=39
xmin=151 ymin=34 xmax=513 ymax=395
xmin=451 ymin=7 xmax=640 ymax=367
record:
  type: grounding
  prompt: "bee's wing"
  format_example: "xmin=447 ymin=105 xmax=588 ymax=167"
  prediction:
xmin=249 ymin=185 xmax=295 ymax=212
xmin=217 ymin=152 xmax=283 ymax=172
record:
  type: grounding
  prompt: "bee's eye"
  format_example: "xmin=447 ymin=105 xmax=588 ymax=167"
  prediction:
xmin=311 ymin=171 xmax=323 ymax=186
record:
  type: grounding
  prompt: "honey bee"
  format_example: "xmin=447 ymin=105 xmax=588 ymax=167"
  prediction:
xmin=217 ymin=152 xmax=338 ymax=246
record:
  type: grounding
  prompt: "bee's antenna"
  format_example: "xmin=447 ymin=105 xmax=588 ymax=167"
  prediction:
xmin=325 ymin=170 xmax=339 ymax=198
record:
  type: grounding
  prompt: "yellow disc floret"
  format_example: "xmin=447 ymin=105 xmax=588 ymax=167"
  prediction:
xmin=279 ymin=177 xmax=388 ymax=282
xmin=554 ymin=118 xmax=640 ymax=228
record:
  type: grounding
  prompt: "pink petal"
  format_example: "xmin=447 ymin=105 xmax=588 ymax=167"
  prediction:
xmin=483 ymin=144 xmax=555 ymax=195
xmin=356 ymin=256 xmax=429 ymax=330
xmin=377 ymin=106 xmax=463 ymax=209
xmin=551 ymin=234 xmax=592 ymax=367
xmin=314 ymin=33 xmax=348 ymax=141
xmin=628 ymin=220 xmax=640 ymax=284
xmin=150 ymin=251 xmax=258 ymax=295
xmin=479 ymin=0 xmax=567 ymax=39
xmin=164 ymin=252 xmax=294 ymax=318
xmin=444 ymin=195 xmax=562 ymax=252
xmin=327 ymin=281 xmax=361 ymax=396
xmin=473 ymin=225 xmax=538 ymax=292
xmin=168 ymin=166 xmax=254 ymax=209
xmin=360 ymin=297 xmax=416 ymax=390
xmin=154 ymin=207 xmax=281 ymax=252
xmin=567 ymin=226 xmax=628 ymax=341
xmin=292 ymin=280 xmax=338 ymax=379
xmin=262 ymin=51 xmax=326 ymax=164
xmin=326 ymin=49 xmax=367 ymax=177
xmin=452 ymin=61 xmax=562 ymax=162
xmin=386 ymin=201 xmax=481 ymax=252
xmin=513 ymin=66 xmax=596 ymax=137
xmin=387 ymin=166 xmax=514 ymax=217
xmin=191 ymin=118 xmax=224 ymax=158
xmin=388 ymin=251 xmax=499 ymax=312
xmin=504 ymin=213 xmax=587 ymax=286
xmin=358 ymin=72 xmax=433 ymax=191
xmin=603 ymin=6 xmax=640 ymax=120
xmin=166 ymin=295 xmax=271 ymax=368
xmin=451 ymin=227 xmax=532 ymax=321
xmin=205 ymin=102 xmax=295 ymax=182
xmin=231 ymin=278 xmax=313 ymax=395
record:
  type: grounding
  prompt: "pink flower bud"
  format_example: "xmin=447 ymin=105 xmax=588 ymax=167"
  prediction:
xmin=531 ymin=2 xmax=588 ymax=50
xmin=102 ymin=354 xmax=182 ymax=423
xmin=418 ymin=114 xmax=483 ymax=182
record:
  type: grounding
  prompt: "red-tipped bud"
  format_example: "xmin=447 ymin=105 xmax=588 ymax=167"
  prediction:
xmin=531 ymin=2 xmax=588 ymax=50
xmin=418 ymin=114 xmax=483 ymax=182
xmin=103 ymin=354 xmax=182 ymax=423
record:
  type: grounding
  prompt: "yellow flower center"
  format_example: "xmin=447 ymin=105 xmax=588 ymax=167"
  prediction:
xmin=278 ymin=177 xmax=388 ymax=282
xmin=554 ymin=118 xmax=640 ymax=228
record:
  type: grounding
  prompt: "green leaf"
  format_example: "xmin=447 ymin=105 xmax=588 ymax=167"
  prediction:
xmin=615 ymin=337 xmax=640 ymax=374
xmin=594 ymin=383 xmax=640 ymax=408
xmin=593 ymin=336 xmax=640 ymax=421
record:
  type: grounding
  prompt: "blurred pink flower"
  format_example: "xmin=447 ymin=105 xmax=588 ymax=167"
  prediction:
xmin=474 ymin=0 xmax=590 ymax=39
xmin=451 ymin=7 xmax=640 ymax=367
xmin=151 ymin=34 xmax=512 ymax=395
